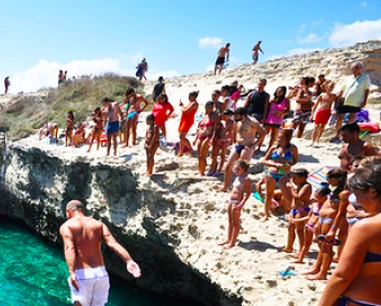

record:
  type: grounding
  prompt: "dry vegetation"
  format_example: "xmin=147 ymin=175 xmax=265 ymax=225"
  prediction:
xmin=0 ymin=73 xmax=146 ymax=140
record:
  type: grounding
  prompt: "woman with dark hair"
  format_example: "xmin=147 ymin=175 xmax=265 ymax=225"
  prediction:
xmin=261 ymin=129 xmax=298 ymax=221
xmin=87 ymin=107 xmax=104 ymax=153
xmin=221 ymin=85 xmax=233 ymax=111
xmin=263 ymin=86 xmax=290 ymax=150
xmin=178 ymin=91 xmax=199 ymax=156
xmin=152 ymin=93 xmax=174 ymax=139
xmin=193 ymin=101 xmax=217 ymax=176
xmin=318 ymin=164 xmax=381 ymax=306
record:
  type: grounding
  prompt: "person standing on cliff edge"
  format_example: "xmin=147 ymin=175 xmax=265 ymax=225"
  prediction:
xmin=102 ymin=97 xmax=123 ymax=157
xmin=4 ymin=76 xmax=10 ymax=94
xmin=60 ymin=200 xmax=141 ymax=306
xmin=214 ymin=43 xmax=230 ymax=75
xmin=252 ymin=41 xmax=264 ymax=64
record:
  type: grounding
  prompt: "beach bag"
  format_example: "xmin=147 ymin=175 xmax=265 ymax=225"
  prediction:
xmin=355 ymin=109 xmax=369 ymax=122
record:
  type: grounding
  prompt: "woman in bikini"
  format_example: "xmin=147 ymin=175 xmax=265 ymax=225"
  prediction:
xmin=209 ymin=109 xmax=234 ymax=176
xmin=293 ymin=187 xmax=331 ymax=263
xmin=318 ymin=164 xmax=381 ymax=306
xmin=218 ymin=160 xmax=252 ymax=249
xmin=193 ymin=101 xmax=217 ymax=176
xmin=124 ymin=88 xmax=148 ymax=147
xmin=305 ymin=168 xmax=347 ymax=281
xmin=261 ymin=129 xmax=298 ymax=221
xmin=282 ymin=169 xmax=312 ymax=254
xmin=178 ymin=91 xmax=199 ymax=157
xmin=65 ymin=111 xmax=75 ymax=147
xmin=87 ymin=107 xmax=103 ymax=153
xmin=263 ymin=86 xmax=290 ymax=151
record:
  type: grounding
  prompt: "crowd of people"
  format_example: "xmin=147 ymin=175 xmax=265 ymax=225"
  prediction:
xmin=38 ymin=59 xmax=381 ymax=305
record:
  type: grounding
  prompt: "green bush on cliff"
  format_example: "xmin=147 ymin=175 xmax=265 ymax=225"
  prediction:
xmin=1 ymin=73 xmax=148 ymax=140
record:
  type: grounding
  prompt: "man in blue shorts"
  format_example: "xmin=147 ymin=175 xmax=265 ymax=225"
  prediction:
xmin=102 ymin=97 xmax=122 ymax=157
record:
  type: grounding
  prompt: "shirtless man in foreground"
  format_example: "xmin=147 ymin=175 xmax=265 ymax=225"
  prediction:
xmin=60 ymin=200 xmax=141 ymax=306
xmin=214 ymin=43 xmax=230 ymax=75
xmin=219 ymin=107 xmax=265 ymax=192
xmin=338 ymin=122 xmax=377 ymax=171
xmin=252 ymin=41 xmax=264 ymax=64
xmin=102 ymin=97 xmax=123 ymax=157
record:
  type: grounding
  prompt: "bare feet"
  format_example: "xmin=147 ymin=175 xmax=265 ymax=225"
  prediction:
xmin=302 ymin=268 xmax=320 ymax=276
xmin=223 ymin=243 xmax=235 ymax=249
xmin=281 ymin=247 xmax=293 ymax=253
xmin=218 ymin=240 xmax=230 ymax=246
xmin=260 ymin=216 xmax=269 ymax=222
xmin=292 ymin=259 xmax=304 ymax=264
xmin=306 ymin=273 xmax=326 ymax=281
xmin=218 ymin=186 xmax=228 ymax=192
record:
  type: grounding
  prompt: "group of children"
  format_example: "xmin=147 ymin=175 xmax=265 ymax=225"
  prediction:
xmin=220 ymin=152 xmax=368 ymax=284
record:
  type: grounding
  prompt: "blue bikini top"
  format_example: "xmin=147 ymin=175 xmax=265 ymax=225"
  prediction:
xmin=364 ymin=252 xmax=381 ymax=263
xmin=270 ymin=148 xmax=293 ymax=161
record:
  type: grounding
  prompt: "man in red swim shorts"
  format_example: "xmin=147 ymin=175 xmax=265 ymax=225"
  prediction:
xmin=310 ymin=82 xmax=336 ymax=147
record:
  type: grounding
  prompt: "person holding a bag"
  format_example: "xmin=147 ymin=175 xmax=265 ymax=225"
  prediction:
xmin=333 ymin=61 xmax=371 ymax=140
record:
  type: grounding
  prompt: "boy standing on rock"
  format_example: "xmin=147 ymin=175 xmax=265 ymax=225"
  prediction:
xmin=144 ymin=114 xmax=160 ymax=175
xmin=102 ymin=97 xmax=122 ymax=157
xmin=60 ymin=200 xmax=141 ymax=306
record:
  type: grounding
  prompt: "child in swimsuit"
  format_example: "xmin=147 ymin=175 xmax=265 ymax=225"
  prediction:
xmin=218 ymin=160 xmax=252 ymax=249
xmin=292 ymin=187 xmax=331 ymax=263
xmin=282 ymin=169 xmax=312 ymax=254
xmin=305 ymin=168 xmax=347 ymax=280
xmin=144 ymin=114 xmax=159 ymax=175
xmin=87 ymin=108 xmax=103 ymax=153
xmin=209 ymin=109 xmax=234 ymax=176
xmin=65 ymin=111 xmax=75 ymax=147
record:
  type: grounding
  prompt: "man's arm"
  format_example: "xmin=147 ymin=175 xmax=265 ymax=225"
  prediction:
xmin=60 ymin=224 xmax=79 ymax=290
xmin=364 ymin=142 xmax=378 ymax=157
xmin=243 ymin=93 xmax=252 ymax=108
xmin=102 ymin=223 xmax=141 ymax=277
xmin=251 ymin=121 xmax=265 ymax=147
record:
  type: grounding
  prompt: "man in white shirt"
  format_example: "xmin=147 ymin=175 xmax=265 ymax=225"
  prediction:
xmin=334 ymin=61 xmax=370 ymax=137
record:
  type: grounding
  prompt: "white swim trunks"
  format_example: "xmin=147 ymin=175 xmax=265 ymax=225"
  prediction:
xmin=68 ymin=266 xmax=110 ymax=306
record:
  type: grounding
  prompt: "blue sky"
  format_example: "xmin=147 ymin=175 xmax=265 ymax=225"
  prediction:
xmin=1 ymin=0 xmax=381 ymax=92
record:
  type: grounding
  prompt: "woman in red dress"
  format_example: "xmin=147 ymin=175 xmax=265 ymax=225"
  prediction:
xmin=178 ymin=91 xmax=199 ymax=156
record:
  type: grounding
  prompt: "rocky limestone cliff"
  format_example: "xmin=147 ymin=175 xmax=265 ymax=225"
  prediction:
xmin=0 ymin=139 xmax=242 ymax=306
xmin=147 ymin=40 xmax=381 ymax=97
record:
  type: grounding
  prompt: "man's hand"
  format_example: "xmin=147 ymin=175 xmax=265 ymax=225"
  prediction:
xmin=127 ymin=260 xmax=141 ymax=278
xmin=70 ymin=271 xmax=79 ymax=291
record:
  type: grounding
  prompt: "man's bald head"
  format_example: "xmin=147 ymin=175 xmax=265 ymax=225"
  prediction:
xmin=66 ymin=200 xmax=84 ymax=212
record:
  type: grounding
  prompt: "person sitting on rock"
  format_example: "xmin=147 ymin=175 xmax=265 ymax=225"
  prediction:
xmin=65 ymin=111 xmax=75 ymax=147
xmin=218 ymin=160 xmax=252 ymax=249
